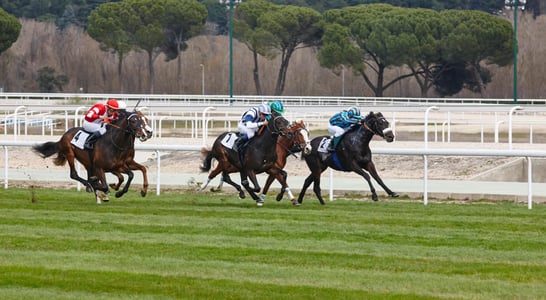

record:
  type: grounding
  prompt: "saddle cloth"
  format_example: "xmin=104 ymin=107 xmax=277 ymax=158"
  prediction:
xmin=317 ymin=137 xmax=332 ymax=153
xmin=221 ymin=132 xmax=237 ymax=149
xmin=70 ymin=130 xmax=90 ymax=150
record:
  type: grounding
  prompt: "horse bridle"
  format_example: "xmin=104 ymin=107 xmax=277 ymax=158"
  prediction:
xmin=361 ymin=113 xmax=392 ymax=138
xmin=108 ymin=112 xmax=143 ymax=151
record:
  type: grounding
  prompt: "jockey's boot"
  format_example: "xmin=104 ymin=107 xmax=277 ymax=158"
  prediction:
xmin=327 ymin=136 xmax=336 ymax=152
xmin=84 ymin=131 xmax=101 ymax=150
xmin=235 ymin=137 xmax=248 ymax=169
xmin=235 ymin=137 xmax=246 ymax=152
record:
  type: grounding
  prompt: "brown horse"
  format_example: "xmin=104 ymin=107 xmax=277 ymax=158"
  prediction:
xmin=199 ymin=114 xmax=290 ymax=205
xmin=200 ymin=120 xmax=311 ymax=206
xmin=259 ymin=120 xmax=311 ymax=204
xmin=32 ymin=109 xmax=151 ymax=203
xmin=107 ymin=110 xmax=153 ymax=198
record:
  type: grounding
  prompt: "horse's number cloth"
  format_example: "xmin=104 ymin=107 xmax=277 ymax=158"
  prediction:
xmin=71 ymin=130 xmax=90 ymax=149
xmin=317 ymin=137 xmax=331 ymax=153
xmin=221 ymin=132 xmax=237 ymax=149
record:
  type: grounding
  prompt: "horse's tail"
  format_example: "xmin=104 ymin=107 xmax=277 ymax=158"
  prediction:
xmin=32 ymin=141 xmax=67 ymax=166
xmin=200 ymin=147 xmax=213 ymax=172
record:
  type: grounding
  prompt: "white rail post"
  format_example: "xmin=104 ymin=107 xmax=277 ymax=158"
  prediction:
xmin=508 ymin=106 xmax=522 ymax=150
xmin=202 ymin=106 xmax=216 ymax=146
xmin=424 ymin=106 xmax=439 ymax=149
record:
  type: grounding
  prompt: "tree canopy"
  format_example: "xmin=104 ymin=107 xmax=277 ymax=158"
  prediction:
xmin=318 ymin=4 xmax=513 ymax=97
xmin=0 ymin=7 xmax=20 ymax=54
xmin=87 ymin=0 xmax=207 ymax=93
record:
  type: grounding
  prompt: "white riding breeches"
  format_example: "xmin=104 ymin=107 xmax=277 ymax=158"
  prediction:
xmin=328 ymin=124 xmax=348 ymax=137
xmin=83 ymin=120 xmax=107 ymax=135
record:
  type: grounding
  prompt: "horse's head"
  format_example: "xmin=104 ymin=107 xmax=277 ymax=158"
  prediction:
xmin=268 ymin=113 xmax=290 ymax=136
xmin=114 ymin=110 xmax=153 ymax=142
xmin=361 ymin=112 xmax=395 ymax=142
xmin=286 ymin=120 xmax=312 ymax=155
xmin=134 ymin=109 xmax=153 ymax=142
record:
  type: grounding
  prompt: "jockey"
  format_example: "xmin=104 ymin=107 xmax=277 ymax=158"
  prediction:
xmin=235 ymin=103 xmax=272 ymax=154
xmin=270 ymin=100 xmax=285 ymax=115
xmin=83 ymin=98 xmax=120 ymax=149
xmin=327 ymin=106 xmax=362 ymax=152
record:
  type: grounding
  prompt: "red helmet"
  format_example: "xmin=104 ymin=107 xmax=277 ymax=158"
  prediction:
xmin=106 ymin=99 xmax=119 ymax=109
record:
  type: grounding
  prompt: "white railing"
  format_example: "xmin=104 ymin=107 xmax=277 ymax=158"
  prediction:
xmin=1 ymin=140 xmax=544 ymax=209
xmin=2 ymin=92 xmax=546 ymax=106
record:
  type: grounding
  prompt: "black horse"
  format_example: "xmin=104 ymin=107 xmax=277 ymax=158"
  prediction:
xmin=32 ymin=109 xmax=151 ymax=204
xmin=297 ymin=111 xmax=399 ymax=205
xmin=199 ymin=114 xmax=290 ymax=204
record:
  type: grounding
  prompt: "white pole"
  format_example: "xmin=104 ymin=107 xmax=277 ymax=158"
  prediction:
xmin=508 ymin=106 xmax=522 ymax=150
xmin=527 ymin=157 xmax=533 ymax=209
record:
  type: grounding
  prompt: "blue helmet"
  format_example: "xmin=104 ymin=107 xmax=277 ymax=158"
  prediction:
xmin=347 ymin=106 xmax=361 ymax=118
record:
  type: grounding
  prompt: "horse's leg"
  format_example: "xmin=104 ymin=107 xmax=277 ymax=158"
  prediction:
xmin=201 ymin=164 xmax=223 ymax=192
xmin=297 ymin=173 xmax=318 ymax=204
xmin=221 ymin=172 xmax=245 ymax=199
xmin=241 ymin=171 xmax=261 ymax=202
xmin=126 ymin=160 xmax=148 ymax=197
xmin=109 ymin=172 xmax=124 ymax=191
xmin=115 ymin=170 xmax=134 ymax=198
xmin=310 ymin=173 xmax=326 ymax=205
xmin=364 ymin=162 xmax=399 ymax=198
xmin=93 ymin=169 xmax=110 ymax=203
xmin=351 ymin=168 xmax=379 ymax=202
xmin=260 ymin=171 xmax=278 ymax=202
xmin=66 ymin=155 xmax=93 ymax=192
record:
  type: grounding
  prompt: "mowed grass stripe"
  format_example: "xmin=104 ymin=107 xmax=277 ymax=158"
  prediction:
xmin=1 ymin=188 xmax=545 ymax=299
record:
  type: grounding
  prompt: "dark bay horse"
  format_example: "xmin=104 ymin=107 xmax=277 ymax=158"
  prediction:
xmin=199 ymin=114 xmax=290 ymax=205
xmin=297 ymin=111 xmax=399 ymax=205
xmin=32 ymin=109 xmax=151 ymax=203
xmin=107 ymin=110 xmax=153 ymax=197
xmin=200 ymin=120 xmax=311 ymax=206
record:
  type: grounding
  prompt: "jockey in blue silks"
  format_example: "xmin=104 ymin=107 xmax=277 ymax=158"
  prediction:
xmin=235 ymin=103 xmax=272 ymax=152
xmin=327 ymin=106 xmax=362 ymax=152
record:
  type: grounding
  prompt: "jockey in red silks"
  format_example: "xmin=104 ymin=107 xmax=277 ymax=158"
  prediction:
xmin=82 ymin=98 xmax=119 ymax=149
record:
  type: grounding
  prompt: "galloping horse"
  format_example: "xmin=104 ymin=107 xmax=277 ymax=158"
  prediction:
xmin=32 ymin=109 xmax=151 ymax=203
xmin=199 ymin=114 xmax=290 ymax=204
xmin=200 ymin=120 xmax=311 ymax=205
xmin=259 ymin=120 xmax=311 ymax=203
xmin=297 ymin=111 xmax=399 ymax=205
xmin=107 ymin=110 xmax=153 ymax=197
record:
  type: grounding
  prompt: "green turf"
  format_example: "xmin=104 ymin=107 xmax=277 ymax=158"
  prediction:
xmin=0 ymin=188 xmax=544 ymax=299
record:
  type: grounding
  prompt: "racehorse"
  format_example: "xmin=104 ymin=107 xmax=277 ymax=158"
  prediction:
xmin=199 ymin=114 xmax=290 ymax=204
xmin=297 ymin=111 xmax=399 ymax=205
xmin=200 ymin=120 xmax=311 ymax=206
xmin=106 ymin=110 xmax=153 ymax=197
xmin=259 ymin=120 xmax=311 ymax=203
xmin=32 ymin=109 xmax=151 ymax=203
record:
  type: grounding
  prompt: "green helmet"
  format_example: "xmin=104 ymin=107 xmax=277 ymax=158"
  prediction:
xmin=270 ymin=101 xmax=285 ymax=114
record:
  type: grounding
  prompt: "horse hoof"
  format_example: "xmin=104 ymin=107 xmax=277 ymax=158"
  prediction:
xmin=115 ymin=191 xmax=123 ymax=198
xmin=256 ymin=200 xmax=264 ymax=207
xmin=276 ymin=194 xmax=283 ymax=201
xmin=390 ymin=192 xmax=399 ymax=198
xmin=86 ymin=186 xmax=93 ymax=193
xmin=292 ymin=200 xmax=300 ymax=206
xmin=140 ymin=191 xmax=147 ymax=197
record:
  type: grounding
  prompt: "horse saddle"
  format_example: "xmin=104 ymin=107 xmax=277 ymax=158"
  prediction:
xmin=70 ymin=130 xmax=91 ymax=150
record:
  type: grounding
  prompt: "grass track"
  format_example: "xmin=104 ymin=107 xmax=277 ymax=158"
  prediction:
xmin=0 ymin=188 xmax=545 ymax=299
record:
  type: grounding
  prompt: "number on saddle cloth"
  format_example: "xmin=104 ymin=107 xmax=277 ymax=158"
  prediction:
xmin=317 ymin=137 xmax=333 ymax=153
xmin=70 ymin=130 xmax=90 ymax=150
xmin=221 ymin=132 xmax=238 ymax=149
